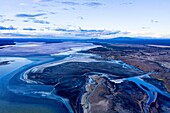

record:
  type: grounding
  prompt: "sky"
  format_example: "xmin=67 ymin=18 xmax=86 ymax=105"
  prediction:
xmin=0 ymin=0 xmax=170 ymax=38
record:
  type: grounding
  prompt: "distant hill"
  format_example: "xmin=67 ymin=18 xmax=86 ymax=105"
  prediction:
xmin=0 ymin=37 xmax=170 ymax=46
xmin=107 ymin=37 xmax=135 ymax=40
xmin=0 ymin=39 xmax=15 ymax=46
xmin=87 ymin=37 xmax=170 ymax=46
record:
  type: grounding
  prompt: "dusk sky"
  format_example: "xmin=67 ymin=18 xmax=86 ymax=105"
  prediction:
xmin=0 ymin=0 xmax=170 ymax=38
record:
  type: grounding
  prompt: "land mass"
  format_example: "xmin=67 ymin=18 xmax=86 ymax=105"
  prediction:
xmin=25 ymin=42 xmax=170 ymax=113
xmin=85 ymin=43 xmax=170 ymax=93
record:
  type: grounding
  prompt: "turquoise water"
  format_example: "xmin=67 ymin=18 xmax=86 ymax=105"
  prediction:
xmin=0 ymin=55 xmax=74 ymax=113
xmin=0 ymin=57 xmax=32 ymax=78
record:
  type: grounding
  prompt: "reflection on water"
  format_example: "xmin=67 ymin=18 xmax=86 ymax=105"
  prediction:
xmin=0 ymin=56 xmax=73 ymax=113
xmin=0 ymin=99 xmax=58 ymax=113
xmin=0 ymin=57 xmax=32 ymax=78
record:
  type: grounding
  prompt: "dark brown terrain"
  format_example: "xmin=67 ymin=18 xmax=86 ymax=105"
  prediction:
xmin=86 ymin=44 xmax=170 ymax=92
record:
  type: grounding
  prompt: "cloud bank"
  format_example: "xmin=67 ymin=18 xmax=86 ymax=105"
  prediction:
xmin=16 ymin=13 xmax=46 ymax=18
xmin=0 ymin=26 xmax=17 ymax=30
xmin=0 ymin=26 xmax=129 ymax=38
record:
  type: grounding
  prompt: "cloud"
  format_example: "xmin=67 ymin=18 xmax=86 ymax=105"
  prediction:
xmin=23 ymin=18 xmax=50 ymax=24
xmin=0 ymin=25 xmax=129 ymax=38
xmin=41 ymin=0 xmax=54 ymax=2
xmin=53 ymin=27 xmax=125 ymax=37
xmin=54 ymin=28 xmax=74 ymax=32
xmin=2 ymin=33 xmax=31 ymax=37
xmin=19 ymin=3 xmax=27 ymax=6
xmin=36 ymin=9 xmax=58 ymax=15
xmin=121 ymin=31 xmax=131 ymax=35
xmin=61 ymin=8 xmax=76 ymax=11
xmin=119 ymin=0 xmax=134 ymax=5
xmin=32 ymin=19 xmax=50 ymax=24
xmin=80 ymin=29 xmax=104 ymax=32
xmin=142 ymin=27 xmax=150 ymax=29
xmin=23 ymin=20 xmax=29 ymax=22
xmin=16 ymin=13 xmax=46 ymax=18
xmin=78 ymin=30 xmax=121 ymax=37
xmin=0 ymin=15 xmax=14 ymax=23
xmin=120 ymin=2 xmax=133 ymax=5
xmin=33 ymin=0 xmax=54 ymax=2
xmin=104 ymin=31 xmax=121 ymax=35
xmin=151 ymin=19 xmax=159 ymax=23
xmin=62 ymin=8 xmax=69 ymax=10
xmin=23 ymin=28 xmax=36 ymax=31
xmin=0 ymin=25 xmax=17 ymax=30
xmin=77 ymin=16 xmax=84 ymax=20
xmin=0 ymin=15 xmax=4 ymax=18
xmin=1 ymin=32 xmax=58 ymax=38
xmin=59 ymin=1 xmax=103 ymax=7
xmin=61 ymin=1 xmax=80 ymax=5
xmin=83 ymin=2 xmax=103 ymax=7
xmin=49 ymin=12 xmax=57 ymax=14
xmin=36 ymin=10 xmax=45 ymax=12
xmin=0 ymin=19 xmax=14 ymax=23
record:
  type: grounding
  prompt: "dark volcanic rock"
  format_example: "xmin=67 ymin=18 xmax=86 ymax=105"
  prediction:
xmin=155 ymin=94 xmax=170 ymax=113
xmin=28 ymin=62 xmax=143 ymax=84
